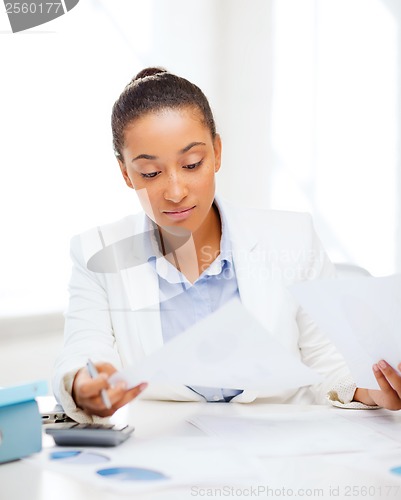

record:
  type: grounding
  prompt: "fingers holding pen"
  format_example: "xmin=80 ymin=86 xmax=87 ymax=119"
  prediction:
xmin=83 ymin=382 xmax=148 ymax=417
xmin=85 ymin=361 xmax=148 ymax=406
xmin=94 ymin=382 xmax=148 ymax=416
xmin=72 ymin=369 xmax=110 ymax=414
xmin=111 ymin=383 xmax=148 ymax=409
xmin=72 ymin=363 xmax=148 ymax=417
xmin=78 ymin=372 xmax=110 ymax=399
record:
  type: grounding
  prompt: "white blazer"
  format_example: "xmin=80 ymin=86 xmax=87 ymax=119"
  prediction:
xmin=53 ymin=198 xmax=352 ymax=422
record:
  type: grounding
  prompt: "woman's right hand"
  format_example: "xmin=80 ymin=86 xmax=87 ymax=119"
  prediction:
xmin=72 ymin=362 xmax=147 ymax=417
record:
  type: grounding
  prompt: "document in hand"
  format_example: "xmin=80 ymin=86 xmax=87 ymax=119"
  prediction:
xmin=291 ymin=274 xmax=401 ymax=389
xmin=110 ymin=298 xmax=321 ymax=392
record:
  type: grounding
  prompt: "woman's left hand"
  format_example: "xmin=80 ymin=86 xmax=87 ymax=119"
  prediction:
xmin=354 ymin=360 xmax=401 ymax=410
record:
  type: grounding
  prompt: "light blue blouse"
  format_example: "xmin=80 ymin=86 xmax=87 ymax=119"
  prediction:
xmin=146 ymin=202 xmax=243 ymax=402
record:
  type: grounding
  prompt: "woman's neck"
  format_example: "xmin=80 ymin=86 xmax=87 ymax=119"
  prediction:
xmin=158 ymin=203 xmax=222 ymax=283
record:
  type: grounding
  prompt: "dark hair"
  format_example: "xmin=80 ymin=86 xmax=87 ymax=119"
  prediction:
xmin=111 ymin=67 xmax=216 ymax=160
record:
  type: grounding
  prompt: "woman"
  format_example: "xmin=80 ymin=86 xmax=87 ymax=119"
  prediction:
xmin=53 ymin=67 xmax=401 ymax=422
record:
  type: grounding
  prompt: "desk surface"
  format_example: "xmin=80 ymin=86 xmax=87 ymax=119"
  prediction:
xmin=2 ymin=400 xmax=401 ymax=500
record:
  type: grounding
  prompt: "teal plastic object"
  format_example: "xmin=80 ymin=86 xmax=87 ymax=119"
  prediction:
xmin=0 ymin=381 xmax=47 ymax=464
xmin=0 ymin=380 xmax=48 ymax=407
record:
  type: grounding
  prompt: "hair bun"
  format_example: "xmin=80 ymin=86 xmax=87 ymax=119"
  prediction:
xmin=133 ymin=67 xmax=167 ymax=82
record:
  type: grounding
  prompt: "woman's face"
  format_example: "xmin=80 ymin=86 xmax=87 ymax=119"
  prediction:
xmin=118 ymin=107 xmax=221 ymax=235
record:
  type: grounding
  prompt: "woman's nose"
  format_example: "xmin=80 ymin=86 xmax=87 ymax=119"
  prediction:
xmin=163 ymin=172 xmax=188 ymax=203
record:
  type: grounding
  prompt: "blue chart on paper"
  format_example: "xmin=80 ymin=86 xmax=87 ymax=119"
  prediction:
xmin=49 ymin=450 xmax=110 ymax=465
xmin=390 ymin=466 xmax=401 ymax=476
xmin=97 ymin=467 xmax=169 ymax=481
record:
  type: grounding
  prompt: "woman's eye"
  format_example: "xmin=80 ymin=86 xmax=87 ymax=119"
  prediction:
xmin=184 ymin=160 xmax=203 ymax=170
xmin=141 ymin=171 xmax=160 ymax=179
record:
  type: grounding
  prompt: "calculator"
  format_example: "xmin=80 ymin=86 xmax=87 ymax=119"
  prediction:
xmin=45 ymin=422 xmax=135 ymax=447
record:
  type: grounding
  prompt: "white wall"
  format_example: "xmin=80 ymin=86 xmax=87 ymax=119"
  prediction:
xmin=0 ymin=0 xmax=400 ymax=322
xmin=384 ymin=0 xmax=401 ymax=273
xmin=269 ymin=0 xmax=400 ymax=277
xmin=213 ymin=1 xmax=274 ymax=208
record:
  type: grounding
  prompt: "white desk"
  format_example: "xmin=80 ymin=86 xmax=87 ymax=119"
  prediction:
xmin=2 ymin=400 xmax=401 ymax=500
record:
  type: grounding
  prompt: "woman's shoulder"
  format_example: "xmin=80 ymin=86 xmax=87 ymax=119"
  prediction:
xmin=72 ymin=211 xmax=146 ymax=242
xmin=218 ymin=197 xmax=313 ymax=228
xmin=217 ymin=197 xmax=318 ymax=254
xmin=69 ymin=211 xmax=147 ymax=265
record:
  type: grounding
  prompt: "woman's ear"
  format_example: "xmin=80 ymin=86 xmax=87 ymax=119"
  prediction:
xmin=213 ymin=134 xmax=222 ymax=173
xmin=118 ymin=158 xmax=134 ymax=189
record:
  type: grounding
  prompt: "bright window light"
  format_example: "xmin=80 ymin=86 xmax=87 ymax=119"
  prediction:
xmin=271 ymin=0 xmax=398 ymax=277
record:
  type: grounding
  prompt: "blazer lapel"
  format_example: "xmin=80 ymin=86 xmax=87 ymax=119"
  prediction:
xmin=120 ymin=264 xmax=164 ymax=356
xmin=119 ymin=212 xmax=164 ymax=356
xmin=225 ymin=202 xmax=272 ymax=329
xmin=81 ymin=212 xmax=164 ymax=357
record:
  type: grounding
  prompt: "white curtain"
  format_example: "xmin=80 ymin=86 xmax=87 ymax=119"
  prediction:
xmin=268 ymin=0 xmax=400 ymax=277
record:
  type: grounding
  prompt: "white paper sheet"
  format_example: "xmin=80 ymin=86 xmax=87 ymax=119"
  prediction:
xmin=341 ymin=408 xmax=401 ymax=442
xmin=290 ymin=274 xmax=401 ymax=389
xmin=28 ymin=437 xmax=263 ymax=494
xmin=326 ymin=449 xmax=401 ymax=486
xmin=110 ymin=298 xmax=321 ymax=392
xmin=188 ymin=411 xmax=400 ymax=457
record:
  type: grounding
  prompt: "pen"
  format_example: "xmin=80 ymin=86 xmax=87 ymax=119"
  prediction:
xmin=86 ymin=359 xmax=112 ymax=409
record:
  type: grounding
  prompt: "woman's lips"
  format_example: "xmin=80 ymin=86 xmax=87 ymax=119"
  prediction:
xmin=162 ymin=206 xmax=195 ymax=221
